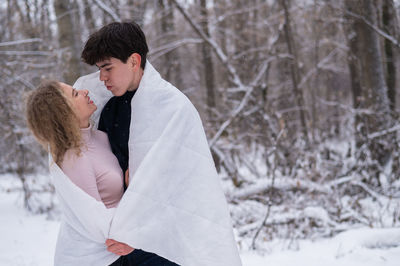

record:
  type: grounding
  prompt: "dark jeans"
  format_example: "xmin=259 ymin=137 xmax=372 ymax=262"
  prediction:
xmin=109 ymin=249 xmax=179 ymax=266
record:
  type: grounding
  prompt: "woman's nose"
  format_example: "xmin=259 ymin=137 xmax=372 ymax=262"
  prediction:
xmin=78 ymin=89 xmax=89 ymax=96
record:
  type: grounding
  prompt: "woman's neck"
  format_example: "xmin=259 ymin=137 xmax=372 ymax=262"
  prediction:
xmin=80 ymin=120 xmax=90 ymax=128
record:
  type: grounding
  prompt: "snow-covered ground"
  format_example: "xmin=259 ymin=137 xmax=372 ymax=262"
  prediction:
xmin=1 ymin=177 xmax=400 ymax=266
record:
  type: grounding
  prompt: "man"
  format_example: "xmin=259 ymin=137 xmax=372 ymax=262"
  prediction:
xmin=81 ymin=21 xmax=177 ymax=265
xmin=77 ymin=21 xmax=242 ymax=266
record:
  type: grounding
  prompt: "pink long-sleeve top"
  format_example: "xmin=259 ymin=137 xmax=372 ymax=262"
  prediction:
xmin=60 ymin=125 xmax=124 ymax=208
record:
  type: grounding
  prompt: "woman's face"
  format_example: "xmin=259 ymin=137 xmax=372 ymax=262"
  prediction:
xmin=59 ymin=82 xmax=97 ymax=128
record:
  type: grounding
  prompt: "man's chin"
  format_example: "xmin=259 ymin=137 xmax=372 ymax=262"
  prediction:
xmin=113 ymin=89 xmax=129 ymax=97
xmin=111 ymin=90 xmax=122 ymax=96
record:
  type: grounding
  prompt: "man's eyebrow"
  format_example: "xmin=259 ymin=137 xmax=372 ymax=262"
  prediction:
xmin=97 ymin=62 xmax=111 ymax=69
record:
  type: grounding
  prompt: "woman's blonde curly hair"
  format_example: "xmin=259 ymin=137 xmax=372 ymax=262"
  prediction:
xmin=26 ymin=80 xmax=82 ymax=165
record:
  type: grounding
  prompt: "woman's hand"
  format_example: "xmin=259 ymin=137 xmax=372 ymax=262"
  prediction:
xmin=105 ymin=239 xmax=134 ymax=256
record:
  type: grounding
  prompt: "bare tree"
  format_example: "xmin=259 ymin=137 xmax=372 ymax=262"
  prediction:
xmin=344 ymin=0 xmax=396 ymax=184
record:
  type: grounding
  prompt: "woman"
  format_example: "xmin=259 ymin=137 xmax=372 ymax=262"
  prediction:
xmin=26 ymin=81 xmax=165 ymax=264
xmin=26 ymin=81 xmax=124 ymax=209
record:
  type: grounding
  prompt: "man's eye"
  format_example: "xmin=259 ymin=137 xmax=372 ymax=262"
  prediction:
xmin=105 ymin=68 xmax=111 ymax=72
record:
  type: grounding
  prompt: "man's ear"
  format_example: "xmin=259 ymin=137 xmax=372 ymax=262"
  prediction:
xmin=130 ymin=53 xmax=141 ymax=70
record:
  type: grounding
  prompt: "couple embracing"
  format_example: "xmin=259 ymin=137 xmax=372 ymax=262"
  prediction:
xmin=26 ymin=21 xmax=242 ymax=266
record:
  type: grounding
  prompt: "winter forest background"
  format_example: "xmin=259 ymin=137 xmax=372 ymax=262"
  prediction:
xmin=1 ymin=0 xmax=400 ymax=262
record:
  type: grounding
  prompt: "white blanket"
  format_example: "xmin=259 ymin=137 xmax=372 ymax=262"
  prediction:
xmin=50 ymin=62 xmax=242 ymax=266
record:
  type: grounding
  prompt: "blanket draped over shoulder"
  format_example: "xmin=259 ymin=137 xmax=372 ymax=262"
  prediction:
xmin=50 ymin=62 xmax=242 ymax=266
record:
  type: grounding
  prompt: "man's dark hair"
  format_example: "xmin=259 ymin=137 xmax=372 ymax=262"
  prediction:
xmin=81 ymin=21 xmax=149 ymax=69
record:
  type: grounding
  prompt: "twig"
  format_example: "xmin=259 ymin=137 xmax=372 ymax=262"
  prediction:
xmin=171 ymin=0 xmax=243 ymax=87
xmin=149 ymin=38 xmax=203 ymax=59
xmin=172 ymin=1 xmax=279 ymax=147
xmin=367 ymin=124 xmax=400 ymax=140
xmin=93 ymin=0 xmax=121 ymax=22
xmin=0 ymin=38 xmax=42 ymax=47
xmin=251 ymin=129 xmax=284 ymax=249
xmin=0 ymin=51 xmax=53 ymax=56
xmin=344 ymin=9 xmax=400 ymax=49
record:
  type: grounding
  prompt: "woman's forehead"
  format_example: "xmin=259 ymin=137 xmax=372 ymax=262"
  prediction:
xmin=59 ymin=82 xmax=73 ymax=96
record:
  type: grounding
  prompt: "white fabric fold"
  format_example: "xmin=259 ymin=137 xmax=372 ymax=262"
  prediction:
xmin=51 ymin=62 xmax=242 ymax=266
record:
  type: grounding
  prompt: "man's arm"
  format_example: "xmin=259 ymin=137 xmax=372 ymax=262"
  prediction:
xmin=125 ymin=168 xmax=130 ymax=187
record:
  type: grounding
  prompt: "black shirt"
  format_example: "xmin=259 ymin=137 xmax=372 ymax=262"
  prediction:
xmin=98 ymin=90 xmax=136 ymax=173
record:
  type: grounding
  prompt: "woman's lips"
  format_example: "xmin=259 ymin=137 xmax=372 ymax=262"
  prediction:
xmin=87 ymin=96 xmax=94 ymax=104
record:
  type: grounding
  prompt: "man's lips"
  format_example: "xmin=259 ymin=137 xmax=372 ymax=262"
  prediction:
xmin=106 ymin=85 xmax=113 ymax=90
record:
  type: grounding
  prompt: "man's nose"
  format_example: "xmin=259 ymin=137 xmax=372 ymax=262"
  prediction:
xmin=99 ymin=71 xmax=107 ymax=81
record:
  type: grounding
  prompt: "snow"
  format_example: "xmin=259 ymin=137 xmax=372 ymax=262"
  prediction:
xmin=0 ymin=190 xmax=58 ymax=266
xmin=1 ymin=175 xmax=400 ymax=266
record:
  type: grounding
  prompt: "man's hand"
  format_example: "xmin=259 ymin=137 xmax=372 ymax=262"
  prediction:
xmin=125 ymin=168 xmax=129 ymax=187
xmin=105 ymin=239 xmax=134 ymax=256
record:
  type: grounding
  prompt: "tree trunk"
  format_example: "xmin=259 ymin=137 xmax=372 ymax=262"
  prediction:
xmin=6 ymin=0 xmax=14 ymax=40
xmin=53 ymin=0 xmax=81 ymax=84
xmin=158 ymin=0 xmax=182 ymax=89
xmin=311 ymin=0 xmax=320 ymax=141
xmin=344 ymin=5 xmax=363 ymax=148
xmin=40 ymin=0 xmax=52 ymax=40
xmin=280 ymin=0 xmax=309 ymax=143
xmin=199 ymin=0 xmax=216 ymax=120
xmin=344 ymin=0 xmax=395 ymax=183
xmin=83 ymin=0 xmax=96 ymax=33
xmin=382 ymin=0 xmax=397 ymax=112
xmin=382 ymin=0 xmax=399 ymax=180
xmin=127 ymin=0 xmax=147 ymax=27
xmin=213 ymin=0 xmax=227 ymax=54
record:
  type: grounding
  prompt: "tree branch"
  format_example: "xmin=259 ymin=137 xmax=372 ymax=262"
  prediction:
xmin=0 ymin=38 xmax=42 ymax=47
xmin=93 ymin=0 xmax=121 ymax=22
xmin=345 ymin=9 xmax=400 ymax=49
xmin=171 ymin=0 xmax=243 ymax=88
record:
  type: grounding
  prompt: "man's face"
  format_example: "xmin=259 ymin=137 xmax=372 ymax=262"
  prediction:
xmin=96 ymin=56 xmax=140 ymax=97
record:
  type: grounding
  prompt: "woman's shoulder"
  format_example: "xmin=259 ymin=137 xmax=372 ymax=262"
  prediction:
xmin=61 ymin=148 xmax=90 ymax=170
xmin=91 ymin=128 xmax=109 ymax=143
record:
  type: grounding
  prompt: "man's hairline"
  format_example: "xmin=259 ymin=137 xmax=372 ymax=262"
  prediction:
xmin=94 ymin=54 xmax=146 ymax=69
